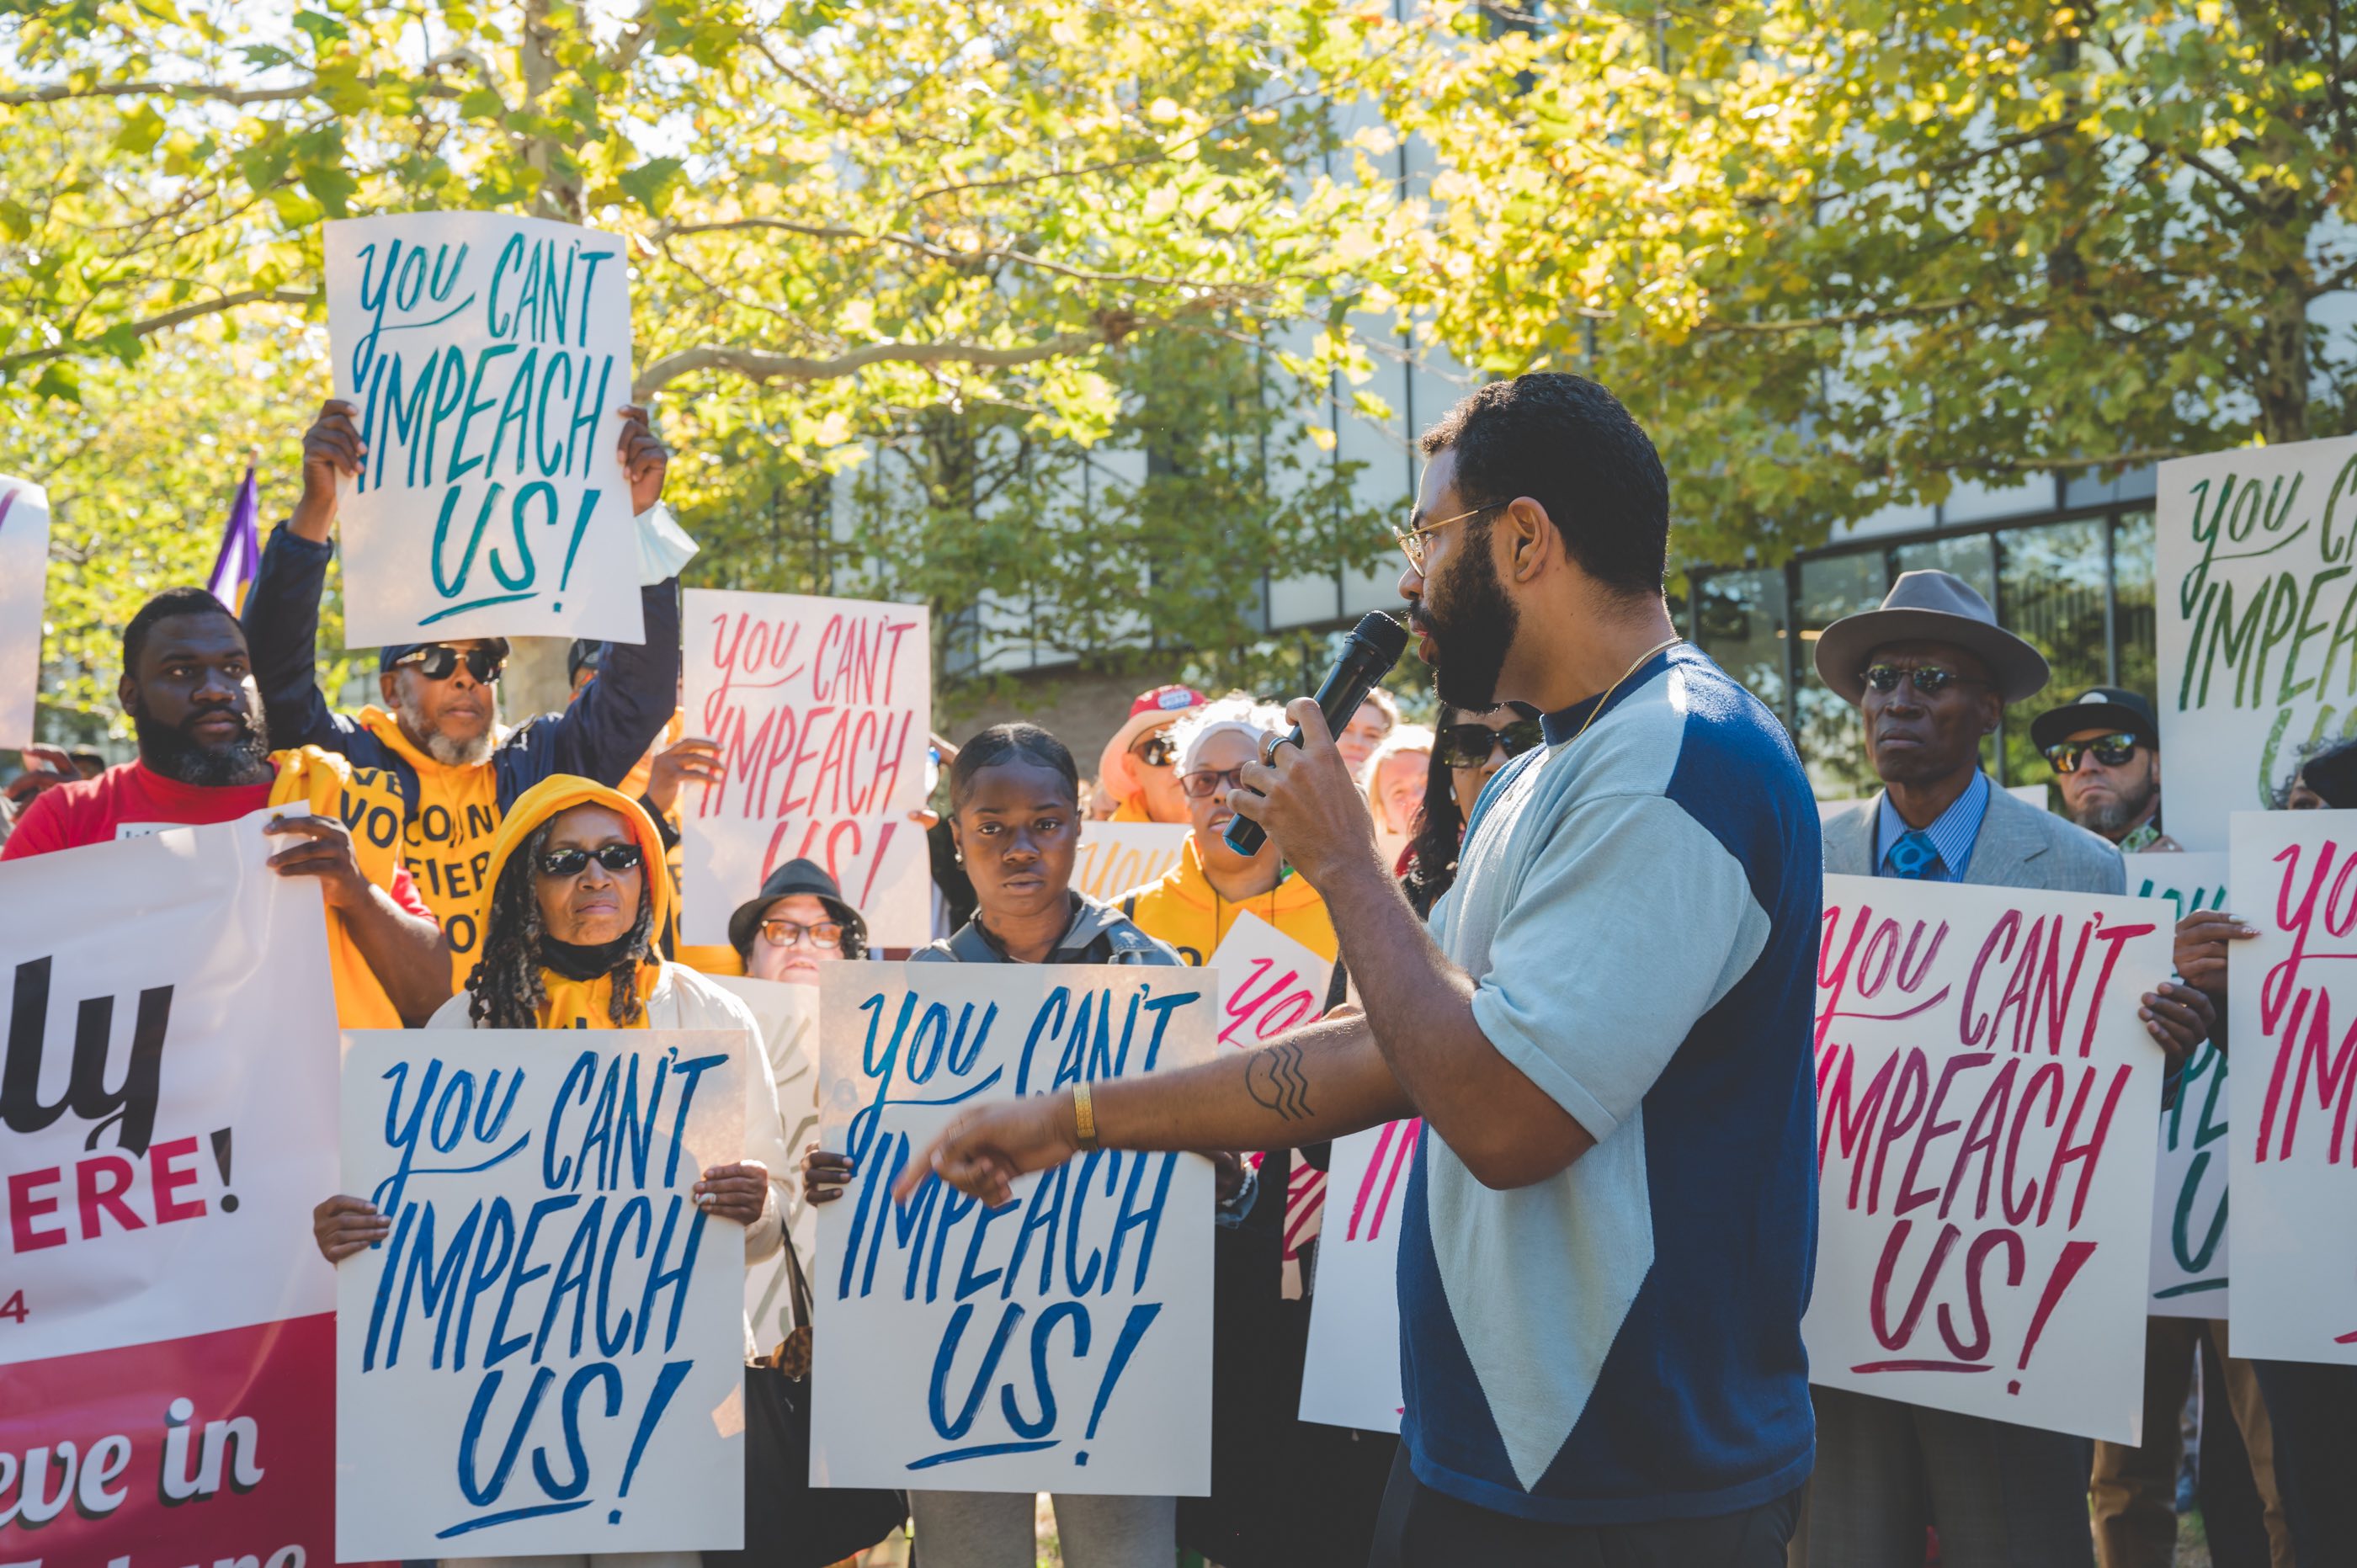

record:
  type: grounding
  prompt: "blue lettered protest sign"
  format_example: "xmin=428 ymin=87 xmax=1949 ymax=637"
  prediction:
xmin=323 ymin=212 xmax=645 ymax=648
xmin=812 ymin=964 xmax=1216 ymax=1495
xmin=335 ymin=1030 xmax=747 ymax=1558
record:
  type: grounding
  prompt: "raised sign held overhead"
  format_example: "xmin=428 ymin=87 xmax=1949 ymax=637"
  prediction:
xmin=0 ymin=472 xmax=48 ymax=748
xmin=323 ymin=212 xmax=644 ymax=647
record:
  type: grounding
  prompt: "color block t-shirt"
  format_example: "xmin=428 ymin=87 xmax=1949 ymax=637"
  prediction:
xmin=1401 ymin=643 xmax=1820 ymax=1523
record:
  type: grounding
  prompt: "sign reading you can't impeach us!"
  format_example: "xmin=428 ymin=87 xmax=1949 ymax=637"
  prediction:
xmin=812 ymin=963 xmax=1215 ymax=1496
xmin=1806 ymin=875 xmax=2169 ymax=1443
xmin=324 ymin=212 xmax=645 ymax=648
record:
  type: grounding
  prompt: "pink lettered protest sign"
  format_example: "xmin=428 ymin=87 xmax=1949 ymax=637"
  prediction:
xmin=1806 ymin=875 xmax=2171 ymax=1443
xmin=2228 ymin=811 xmax=2357 ymax=1363
xmin=680 ymin=588 xmax=932 ymax=949
xmin=1207 ymin=912 xmax=1333 ymax=1297
xmin=1296 ymin=1118 xmax=1419 ymax=1432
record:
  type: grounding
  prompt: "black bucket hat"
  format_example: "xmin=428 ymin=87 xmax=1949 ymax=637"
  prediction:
xmin=727 ymin=858 xmax=869 ymax=959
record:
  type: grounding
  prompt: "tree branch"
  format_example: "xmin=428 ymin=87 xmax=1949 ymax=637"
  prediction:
xmin=0 ymin=77 xmax=317 ymax=106
xmin=636 ymin=332 xmax=1111 ymax=396
xmin=1695 ymin=298 xmax=1972 ymax=333
xmin=656 ymin=215 xmax=1278 ymax=290
xmin=0 ymin=288 xmax=317 ymax=376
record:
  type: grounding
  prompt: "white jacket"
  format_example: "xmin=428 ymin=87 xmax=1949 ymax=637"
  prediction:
xmin=428 ymin=960 xmax=793 ymax=1357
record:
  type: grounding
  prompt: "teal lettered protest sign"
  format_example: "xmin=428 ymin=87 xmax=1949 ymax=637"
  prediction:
xmin=811 ymin=964 xmax=1216 ymax=1495
xmin=334 ymin=1030 xmax=746 ymax=1559
xmin=2127 ymin=853 xmax=2232 ymax=1317
xmin=2156 ymin=432 xmax=2357 ymax=849
xmin=324 ymin=213 xmax=645 ymax=648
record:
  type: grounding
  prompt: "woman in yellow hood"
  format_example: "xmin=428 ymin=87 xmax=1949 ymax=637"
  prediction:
xmin=314 ymin=779 xmax=795 ymax=1568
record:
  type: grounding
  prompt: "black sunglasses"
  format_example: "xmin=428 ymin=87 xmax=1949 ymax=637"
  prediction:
xmin=1859 ymin=662 xmax=1985 ymax=698
xmin=392 ymin=644 xmax=506 ymax=684
xmin=1437 ymin=720 xmax=1545 ymax=768
xmin=1131 ymin=732 xmax=1178 ymax=769
xmin=2045 ymin=733 xmax=2142 ymax=773
xmin=536 ymin=842 xmax=644 ymax=877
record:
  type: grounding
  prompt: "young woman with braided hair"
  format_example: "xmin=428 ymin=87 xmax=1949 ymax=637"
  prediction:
xmin=309 ymin=775 xmax=795 ymax=1568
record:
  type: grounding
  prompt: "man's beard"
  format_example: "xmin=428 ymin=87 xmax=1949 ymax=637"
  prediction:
xmin=2074 ymin=773 xmax=2158 ymax=839
xmin=396 ymin=692 xmax=497 ymax=768
xmin=137 ymin=708 xmax=273 ymax=786
xmin=1418 ymin=528 xmax=1519 ymax=712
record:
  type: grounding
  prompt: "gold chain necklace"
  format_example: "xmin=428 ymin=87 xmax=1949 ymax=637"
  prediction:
xmin=1565 ymin=636 xmax=1684 ymax=747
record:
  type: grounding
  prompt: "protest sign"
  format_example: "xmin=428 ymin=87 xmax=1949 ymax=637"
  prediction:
xmin=0 ymin=814 xmax=342 ymax=1564
xmin=335 ymin=1029 xmax=748 ymax=1558
xmin=323 ymin=212 xmax=643 ymax=647
xmin=812 ymin=962 xmax=1216 ymax=1494
xmin=1297 ymin=1118 xmax=1419 ymax=1433
xmin=1075 ymin=821 xmax=1190 ymax=905
xmin=2227 ymin=809 xmax=2357 ymax=1363
xmin=1207 ymin=912 xmax=1335 ymax=1295
xmin=2126 ymin=853 xmax=2234 ymax=1317
xmin=1806 ymin=874 xmax=2169 ymax=1442
xmin=2155 ymin=431 xmax=2357 ymax=849
xmin=680 ymin=587 xmax=932 ymax=949
xmin=711 ymin=973 xmax=822 ymax=1345
xmin=0 ymin=472 xmax=49 ymax=747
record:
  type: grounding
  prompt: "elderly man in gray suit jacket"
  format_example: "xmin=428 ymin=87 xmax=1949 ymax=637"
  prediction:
xmin=1792 ymin=570 xmax=2214 ymax=1568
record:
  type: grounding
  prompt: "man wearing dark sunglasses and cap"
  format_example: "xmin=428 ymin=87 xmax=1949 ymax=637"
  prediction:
xmin=1801 ymin=570 xmax=2213 ymax=1568
xmin=2030 ymin=687 xmax=2179 ymax=853
xmin=239 ymin=398 xmax=684 ymax=989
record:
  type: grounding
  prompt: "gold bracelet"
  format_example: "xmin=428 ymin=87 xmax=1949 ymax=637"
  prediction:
xmin=1072 ymin=1080 xmax=1100 ymax=1152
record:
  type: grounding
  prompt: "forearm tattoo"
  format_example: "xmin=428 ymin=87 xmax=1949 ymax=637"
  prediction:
xmin=1244 ymin=1042 xmax=1314 ymax=1122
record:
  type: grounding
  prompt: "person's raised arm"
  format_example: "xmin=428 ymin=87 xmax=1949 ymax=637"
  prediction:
xmin=1228 ymin=699 xmax=1612 ymax=1188
xmin=266 ymin=816 xmax=451 ymax=1025
xmin=898 ymin=1010 xmax=1413 ymax=1208
xmin=242 ymin=400 xmax=362 ymax=752
xmin=545 ymin=407 xmax=680 ymax=786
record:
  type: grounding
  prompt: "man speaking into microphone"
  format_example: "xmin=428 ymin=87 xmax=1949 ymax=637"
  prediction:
xmin=904 ymin=374 xmax=1822 ymax=1565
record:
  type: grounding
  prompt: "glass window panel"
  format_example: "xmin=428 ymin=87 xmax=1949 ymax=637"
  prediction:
xmin=2000 ymin=519 xmax=2111 ymax=791
xmin=1693 ymin=568 xmax=1789 ymax=723
xmin=1796 ymin=554 xmax=1893 ymax=800
xmin=2112 ymin=511 xmax=2156 ymax=705
xmin=1891 ymin=534 xmax=1996 ymax=604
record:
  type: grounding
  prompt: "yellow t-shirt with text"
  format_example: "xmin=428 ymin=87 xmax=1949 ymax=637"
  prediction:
xmin=359 ymin=707 xmax=504 ymax=990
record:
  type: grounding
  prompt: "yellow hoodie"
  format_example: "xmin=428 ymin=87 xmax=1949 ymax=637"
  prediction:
xmin=264 ymin=746 xmax=417 ymax=1030
xmin=1117 ymin=836 xmax=1338 ymax=969
xmin=357 ymin=706 xmax=504 ymax=989
xmin=475 ymin=775 xmax=670 ymax=1029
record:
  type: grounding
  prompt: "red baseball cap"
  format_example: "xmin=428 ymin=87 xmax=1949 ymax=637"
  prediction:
xmin=1099 ymin=685 xmax=1208 ymax=804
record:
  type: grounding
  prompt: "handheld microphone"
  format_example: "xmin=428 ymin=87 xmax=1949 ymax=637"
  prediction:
xmin=1225 ymin=611 xmax=1411 ymax=857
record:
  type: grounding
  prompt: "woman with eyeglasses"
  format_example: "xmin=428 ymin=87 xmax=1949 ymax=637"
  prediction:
xmin=1118 ymin=695 xmax=1341 ymax=966
xmin=724 ymin=858 xmax=870 ymax=983
xmin=308 ymin=775 xmax=792 ymax=1568
xmin=804 ymin=723 xmax=1222 ymax=1568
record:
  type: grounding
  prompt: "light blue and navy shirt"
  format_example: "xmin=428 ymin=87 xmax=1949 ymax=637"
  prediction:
xmin=1872 ymin=768 xmax=1989 ymax=882
xmin=1401 ymin=643 xmax=1819 ymax=1523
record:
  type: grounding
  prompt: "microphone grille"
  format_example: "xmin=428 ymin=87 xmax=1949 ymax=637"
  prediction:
xmin=1350 ymin=611 xmax=1410 ymax=663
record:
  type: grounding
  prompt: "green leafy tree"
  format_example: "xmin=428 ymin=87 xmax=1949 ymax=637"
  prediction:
xmin=1384 ymin=0 xmax=2357 ymax=569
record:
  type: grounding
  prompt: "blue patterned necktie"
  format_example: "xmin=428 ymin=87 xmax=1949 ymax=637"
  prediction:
xmin=1885 ymin=828 xmax=1945 ymax=880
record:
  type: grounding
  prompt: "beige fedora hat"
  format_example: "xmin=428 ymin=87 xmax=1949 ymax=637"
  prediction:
xmin=1814 ymin=570 xmax=2050 ymax=705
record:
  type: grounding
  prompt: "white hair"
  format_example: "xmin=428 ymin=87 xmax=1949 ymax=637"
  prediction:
xmin=1171 ymin=693 xmax=1290 ymax=777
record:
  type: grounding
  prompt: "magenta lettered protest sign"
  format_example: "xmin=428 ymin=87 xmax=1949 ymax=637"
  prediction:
xmin=1806 ymin=875 xmax=2170 ymax=1443
xmin=680 ymin=588 xmax=932 ymax=949
xmin=2228 ymin=810 xmax=2357 ymax=1363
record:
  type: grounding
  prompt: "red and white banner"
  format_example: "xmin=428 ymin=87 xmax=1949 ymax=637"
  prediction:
xmin=680 ymin=587 xmax=933 ymax=949
xmin=0 ymin=814 xmax=343 ymax=1562
xmin=2228 ymin=810 xmax=2357 ymax=1363
xmin=1806 ymin=875 xmax=2170 ymax=1443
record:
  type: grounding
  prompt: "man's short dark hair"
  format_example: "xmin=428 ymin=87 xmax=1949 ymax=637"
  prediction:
xmin=1418 ymin=373 xmax=1669 ymax=598
xmin=122 ymin=587 xmax=240 ymax=672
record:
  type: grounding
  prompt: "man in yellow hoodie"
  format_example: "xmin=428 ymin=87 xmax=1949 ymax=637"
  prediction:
xmin=241 ymin=399 xmax=684 ymax=990
xmin=2 ymin=587 xmax=447 ymax=1028
xmin=1119 ymin=694 xmax=1338 ymax=965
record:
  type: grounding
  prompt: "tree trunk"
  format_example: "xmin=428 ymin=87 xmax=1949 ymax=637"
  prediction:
xmin=519 ymin=0 xmax=584 ymax=224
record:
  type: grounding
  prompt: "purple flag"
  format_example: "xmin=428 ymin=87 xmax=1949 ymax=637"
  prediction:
xmin=206 ymin=462 xmax=259 ymax=613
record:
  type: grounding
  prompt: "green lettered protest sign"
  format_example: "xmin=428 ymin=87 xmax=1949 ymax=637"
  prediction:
xmin=2156 ymin=433 xmax=2357 ymax=849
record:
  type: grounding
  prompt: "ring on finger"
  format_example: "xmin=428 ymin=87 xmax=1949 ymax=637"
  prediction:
xmin=1261 ymin=732 xmax=1293 ymax=768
